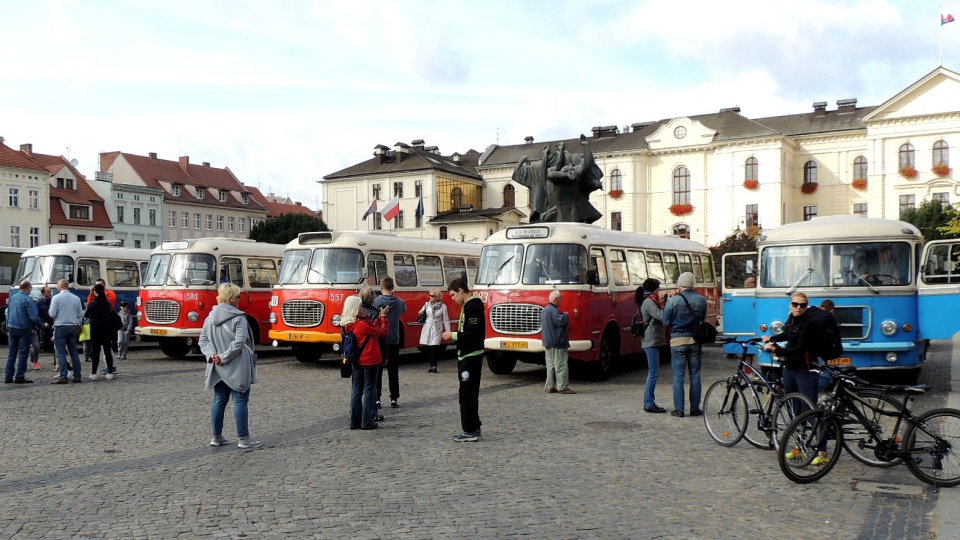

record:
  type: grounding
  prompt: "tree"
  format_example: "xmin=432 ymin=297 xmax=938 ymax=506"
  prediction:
xmin=709 ymin=230 xmax=759 ymax=287
xmin=249 ymin=213 xmax=329 ymax=244
xmin=901 ymin=200 xmax=959 ymax=241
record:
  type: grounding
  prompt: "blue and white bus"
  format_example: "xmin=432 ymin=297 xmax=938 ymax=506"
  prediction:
xmin=721 ymin=215 xmax=944 ymax=384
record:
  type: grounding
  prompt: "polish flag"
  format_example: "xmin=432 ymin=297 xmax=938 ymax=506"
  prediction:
xmin=381 ymin=195 xmax=401 ymax=221
xmin=943 ymin=13 xmax=955 ymax=25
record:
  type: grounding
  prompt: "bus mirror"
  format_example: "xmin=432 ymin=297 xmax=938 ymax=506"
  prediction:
xmin=586 ymin=269 xmax=599 ymax=286
xmin=361 ymin=268 xmax=369 ymax=280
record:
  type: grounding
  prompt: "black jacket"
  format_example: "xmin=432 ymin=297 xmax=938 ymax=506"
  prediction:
xmin=455 ymin=296 xmax=485 ymax=360
xmin=85 ymin=295 xmax=115 ymax=339
xmin=770 ymin=306 xmax=833 ymax=371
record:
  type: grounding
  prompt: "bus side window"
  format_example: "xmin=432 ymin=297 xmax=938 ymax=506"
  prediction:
xmin=221 ymin=257 xmax=243 ymax=286
xmin=442 ymin=256 xmax=467 ymax=287
xmin=76 ymin=259 xmax=100 ymax=286
xmin=626 ymin=250 xmax=647 ymax=285
xmin=466 ymin=257 xmax=479 ymax=287
xmin=590 ymin=248 xmax=608 ymax=286
xmin=367 ymin=253 xmax=388 ymax=286
xmin=610 ymin=249 xmax=629 ymax=286
xmin=247 ymin=258 xmax=278 ymax=288
xmin=417 ymin=255 xmax=445 ymax=287
xmin=393 ymin=254 xmax=418 ymax=287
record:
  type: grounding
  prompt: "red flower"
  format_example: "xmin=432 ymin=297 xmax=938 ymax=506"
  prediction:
xmin=669 ymin=203 xmax=694 ymax=216
xmin=899 ymin=166 xmax=918 ymax=179
xmin=608 ymin=189 xmax=623 ymax=199
xmin=851 ymin=179 xmax=868 ymax=190
xmin=933 ymin=164 xmax=951 ymax=177
xmin=743 ymin=179 xmax=759 ymax=190
xmin=801 ymin=182 xmax=818 ymax=194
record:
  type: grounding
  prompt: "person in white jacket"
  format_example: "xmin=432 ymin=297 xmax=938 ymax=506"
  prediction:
xmin=418 ymin=289 xmax=451 ymax=373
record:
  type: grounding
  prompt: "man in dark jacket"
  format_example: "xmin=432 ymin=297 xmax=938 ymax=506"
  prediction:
xmin=442 ymin=277 xmax=485 ymax=442
xmin=373 ymin=277 xmax=406 ymax=408
xmin=541 ymin=290 xmax=573 ymax=394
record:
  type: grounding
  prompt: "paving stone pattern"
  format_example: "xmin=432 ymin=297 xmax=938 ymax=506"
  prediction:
xmin=0 ymin=340 xmax=956 ymax=539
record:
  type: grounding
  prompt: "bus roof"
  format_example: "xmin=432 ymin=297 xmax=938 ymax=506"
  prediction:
xmin=289 ymin=231 xmax=482 ymax=257
xmin=485 ymin=223 xmax=711 ymax=254
xmin=20 ymin=242 xmax=151 ymax=261
xmin=760 ymin=216 xmax=922 ymax=245
xmin=154 ymin=237 xmax=286 ymax=257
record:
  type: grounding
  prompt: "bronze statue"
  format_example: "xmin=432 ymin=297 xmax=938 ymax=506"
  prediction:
xmin=512 ymin=135 xmax=603 ymax=224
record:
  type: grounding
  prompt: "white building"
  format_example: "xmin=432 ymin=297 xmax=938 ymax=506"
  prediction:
xmin=0 ymin=141 xmax=50 ymax=248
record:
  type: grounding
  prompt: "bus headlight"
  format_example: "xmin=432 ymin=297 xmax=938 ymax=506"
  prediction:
xmin=880 ymin=320 xmax=898 ymax=336
xmin=332 ymin=314 xmax=341 ymax=326
xmin=269 ymin=312 xmax=277 ymax=324
xmin=136 ymin=312 xmax=142 ymax=321
xmin=770 ymin=321 xmax=784 ymax=335
xmin=187 ymin=311 xmax=200 ymax=322
xmin=886 ymin=352 xmax=898 ymax=363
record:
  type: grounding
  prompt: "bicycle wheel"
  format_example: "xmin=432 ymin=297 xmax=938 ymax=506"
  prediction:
xmin=703 ymin=380 xmax=748 ymax=447
xmin=841 ymin=389 xmax=905 ymax=468
xmin=742 ymin=382 xmax=774 ymax=450
xmin=777 ymin=409 xmax=843 ymax=484
xmin=903 ymin=408 xmax=960 ymax=487
xmin=771 ymin=392 xmax=816 ymax=451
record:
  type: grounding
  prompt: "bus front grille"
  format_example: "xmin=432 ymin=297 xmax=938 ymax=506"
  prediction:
xmin=145 ymin=300 xmax=180 ymax=325
xmin=490 ymin=303 xmax=542 ymax=335
xmin=283 ymin=300 xmax=324 ymax=328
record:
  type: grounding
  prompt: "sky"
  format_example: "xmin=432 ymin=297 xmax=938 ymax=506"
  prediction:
xmin=2 ymin=0 xmax=958 ymax=213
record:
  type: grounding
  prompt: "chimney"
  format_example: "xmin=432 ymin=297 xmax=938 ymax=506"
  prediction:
xmin=719 ymin=106 xmax=741 ymax=113
xmin=149 ymin=152 xmax=158 ymax=162
xmin=452 ymin=152 xmax=461 ymax=163
xmin=179 ymin=155 xmax=189 ymax=173
xmin=19 ymin=143 xmax=32 ymax=156
xmin=812 ymin=101 xmax=827 ymax=117
xmin=295 ymin=202 xmax=302 ymax=206
xmin=202 ymin=162 xmax=210 ymax=167
xmin=836 ymin=98 xmax=857 ymax=114
xmin=524 ymin=136 xmax=534 ymax=144
xmin=591 ymin=125 xmax=618 ymax=139
xmin=373 ymin=144 xmax=389 ymax=164
xmin=394 ymin=142 xmax=410 ymax=163
xmin=411 ymin=139 xmax=425 ymax=149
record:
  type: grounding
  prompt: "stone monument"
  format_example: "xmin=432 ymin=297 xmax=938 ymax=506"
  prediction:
xmin=511 ymin=134 xmax=603 ymax=224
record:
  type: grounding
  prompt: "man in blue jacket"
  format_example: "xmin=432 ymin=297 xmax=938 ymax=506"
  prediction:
xmin=541 ymin=290 xmax=574 ymax=394
xmin=373 ymin=277 xmax=406 ymax=408
xmin=662 ymin=272 xmax=707 ymax=418
xmin=5 ymin=280 xmax=43 ymax=384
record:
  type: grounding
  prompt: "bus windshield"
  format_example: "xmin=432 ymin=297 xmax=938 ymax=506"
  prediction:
xmin=144 ymin=253 xmax=216 ymax=286
xmin=16 ymin=256 xmax=73 ymax=285
xmin=306 ymin=248 xmax=363 ymax=285
xmin=522 ymin=244 xmax=588 ymax=285
xmin=761 ymin=241 xmax=912 ymax=288
xmin=278 ymin=249 xmax=310 ymax=285
xmin=143 ymin=254 xmax=170 ymax=286
xmin=477 ymin=244 xmax=524 ymax=285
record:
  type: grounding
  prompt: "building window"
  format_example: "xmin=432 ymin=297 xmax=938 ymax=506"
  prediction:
xmin=853 ymin=203 xmax=868 ymax=215
xmin=194 ymin=213 xmax=201 ymax=229
xmin=673 ymin=224 xmax=690 ymax=239
xmin=744 ymin=157 xmax=758 ymax=181
xmin=57 ymin=233 xmax=67 ymax=243
xmin=611 ymin=211 xmax=622 ymax=231
xmin=95 ymin=236 xmax=103 ymax=241
xmin=149 ymin=241 xmax=157 ymax=249
xmin=803 ymin=161 xmax=818 ymax=184
xmin=672 ymin=166 xmax=690 ymax=205
xmin=134 ymin=240 xmax=142 ymax=248
xmin=803 ymin=206 xmax=818 ymax=221
xmin=451 ymin=187 xmax=464 ymax=208
xmin=118 ymin=239 xmax=125 ymax=247
xmin=899 ymin=194 xmax=916 ymax=216
xmin=415 ymin=180 xmax=422 ymax=197
xmin=394 ymin=182 xmax=403 ymax=198
xmin=29 ymin=227 xmax=39 ymax=248
xmin=219 ymin=190 xmax=227 ymax=202
xmin=228 ymin=216 xmax=235 ymax=232
xmin=182 ymin=212 xmax=189 ymax=228
xmin=373 ymin=184 xmax=382 ymax=200
xmin=242 ymin=193 xmax=249 ymax=204
xmin=69 ymin=205 xmax=90 ymax=219
xmin=933 ymin=192 xmax=950 ymax=208
xmin=503 ymin=184 xmax=516 ymax=207
xmin=745 ymin=204 xmax=759 ymax=228
xmin=28 ymin=189 xmax=39 ymax=209
xmin=135 ymin=208 xmax=143 ymax=225
xmin=239 ymin=217 xmax=246 ymax=233
xmin=76 ymin=235 xmax=86 ymax=241
xmin=373 ymin=213 xmax=382 ymax=230
xmin=117 ymin=205 xmax=125 ymax=223
xmin=197 ymin=188 xmax=205 ymax=200
xmin=395 ymin=211 xmax=404 ymax=229
xmin=146 ymin=208 xmax=153 ymax=226
xmin=934 ymin=139 xmax=950 ymax=167
xmin=439 ymin=226 xmax=448 ymax=240
xmin=172 ymin=185 xmax=181 ymax=197
xmin=169 ymin=211 xmax=177 ymax=227
xmin=899 ymin=143 xmax=915 ymax=169
xmin=206 ymin=215 xmax=213 ymax=230
xmin=216 ymin=216 xmax=224 ymax=231
xmin=853 ymin=155 xmax=868 ymax=181
xmin=10 ymin=226 xmax=20 ymax=248
xmin=610 ymin=169 xmax=623 ymax=191
xmin=9 ymin=188 xmax=19 ymax=208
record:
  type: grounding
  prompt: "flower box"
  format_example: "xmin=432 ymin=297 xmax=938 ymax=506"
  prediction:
xmin=743 ymin=179 xmax=759 ymax=190
xmin=801 ymin=182 xmax=818 ymax=194
xmin=608 ymin=189 xmax=623 ymax=199
xmin=851 ymin=179 xmax=868 ymax=190
xmin=669 ymin=203 xmax=694 ymax=216
xmin=899 ymin=166 xmax=918 ymax=179
xmin=933 ymin=164 xmax=952 ymax=177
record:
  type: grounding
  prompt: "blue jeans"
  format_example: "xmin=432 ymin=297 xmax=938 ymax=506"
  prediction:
xmin=54 ymin=325 xmax=81 ymax=380
xmin=642 ymin=346 xmax=661 ymax=409
xmin=211 ymin=381 xmax=251 ymax=438
xmin=671 ymin=343 xmax=702 ymax=412
xmin=5 ymin=326 xmax=33 ymax=381
xmin=782 ymin=368 xmax=820 ymax=404
xmin=350 ymin=364 xmax=379 ymax=429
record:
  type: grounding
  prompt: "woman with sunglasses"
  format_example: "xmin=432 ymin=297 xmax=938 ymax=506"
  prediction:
xmin=762 ymin=292 xmax=834 ymax=404
xmin=418 ymin=290 xmax=451 ymax=373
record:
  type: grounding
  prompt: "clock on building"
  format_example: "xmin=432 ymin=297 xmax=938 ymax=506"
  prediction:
xmin=674 ymin=126 xmax=687 ymax=139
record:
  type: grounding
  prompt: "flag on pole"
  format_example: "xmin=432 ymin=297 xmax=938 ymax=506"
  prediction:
xmin=943 ymin=13 xmax=955 ymax=25
xmin=382 ymin=195 xmax=401 ymax=221
xmin=361 ymin=199 xmax=377 ymax=221
xmin=415 ymin=194 xmax=424 ymax=219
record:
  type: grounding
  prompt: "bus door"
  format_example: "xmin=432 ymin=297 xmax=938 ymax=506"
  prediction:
xmin=721 ymin=252 xmax=758 ymax=354
xmin=918 ymin=240 xmax=960 ymax=339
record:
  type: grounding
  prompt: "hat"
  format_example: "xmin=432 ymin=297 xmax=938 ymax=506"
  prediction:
xmin=677 ymin=272 xmax=695 ymax=289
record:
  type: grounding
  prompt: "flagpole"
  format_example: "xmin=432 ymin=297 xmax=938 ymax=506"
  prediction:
xmin=941 ymin=2 xmax=944 ymax=66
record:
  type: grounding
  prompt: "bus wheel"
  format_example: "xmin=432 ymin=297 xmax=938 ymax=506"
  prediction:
xmin=293 ymin=345 xmax=322 ymax=363
xmin=486 ymin=352 xmax=517 ymax=375
xmin=592 ymin=333 xmax=617 ymax=381
xmin=158 ymin=338 xmax=192 ymax=358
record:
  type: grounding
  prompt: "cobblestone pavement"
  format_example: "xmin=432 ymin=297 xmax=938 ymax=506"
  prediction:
xmin=0 ymin=339 xmax=956 ymax=539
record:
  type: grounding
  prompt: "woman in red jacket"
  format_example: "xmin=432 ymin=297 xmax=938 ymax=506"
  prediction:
xmin=341 ymin=295 xmax=389 ymax=430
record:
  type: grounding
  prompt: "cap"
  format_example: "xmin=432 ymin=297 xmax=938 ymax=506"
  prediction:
xmin=677 ymin=272 xmax=695 ymax=289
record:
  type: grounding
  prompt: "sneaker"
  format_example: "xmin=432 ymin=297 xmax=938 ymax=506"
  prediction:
xmin=376 ymin=400 xmax=381 ymax=408
xmin=453 ymin=432 xmax=480 ymax=442
xmin=210 ymin=436 xmax=229 ymax=446
xmin=101 ymin=368 xmax=109 ymax=375
xmin=105 ymin=373 xmax=114 ymax=380
xmin=811 ymin=455 xmax=830 ymax=466
xmin=32 ymin=362 xmax=42 ymax=370
xmin=67 ymin=371 xmax=73 ymax=378
xmin=238 ymin=437 xmax=263 ymax=449
xmin=390 ymin=400 xmax=399 ymax=408
xmin=784 ymin=448 xmax=801 ymax=460
xmin=88 ymin=374 xmax=98 ymax=381
xmin=374 ymin=414 xmax=385 ymax=422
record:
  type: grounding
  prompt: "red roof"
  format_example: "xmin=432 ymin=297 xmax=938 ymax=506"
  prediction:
xmin=246 ymin=186 xmax=318 ymax=218
xmin=0 ymin=143 xmax=47 ymax=172
xmin=29 ymin=152 xmax=112 ymax=230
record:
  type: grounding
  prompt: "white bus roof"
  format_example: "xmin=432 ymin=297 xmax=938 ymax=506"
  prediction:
xmin=485 ymin=223 xmax=711 ymax=254
xmin=154 ymin=237 xmax=285 ymax=257
xmin=20 ymin=242 xmax=151 ymax=261
xmin=289 ymin=231 xmax=482 ymax=256
xmin=760 ymin=216 xmax=922 ymax=245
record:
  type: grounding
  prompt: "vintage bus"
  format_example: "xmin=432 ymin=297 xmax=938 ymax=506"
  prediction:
xmin=268 ymin=231 xmax=482 ymax=362
xmin=0 ymin=246 xmax=26 ymax=340
xmin=136 ymin=238 xmax=285 ymax=358
xmin=722 ymin=215 xmax=945 ymax=383
xmin=13 ymin=241 xmax=149 ymax=308
xmin=473 ymin=223 xmax=719 ymax=380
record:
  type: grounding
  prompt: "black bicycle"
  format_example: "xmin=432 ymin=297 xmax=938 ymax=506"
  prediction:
xmin=703 ymin=337 xmax=815 ymax=449
xmin=777 ymin=364 xmax=960 ymax=486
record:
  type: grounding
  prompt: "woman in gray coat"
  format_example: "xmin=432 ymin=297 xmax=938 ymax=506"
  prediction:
xmin=199 ymin=283 xmax=262 ymax=449
xmin=639 ymin=278 xmax=667 ymax=413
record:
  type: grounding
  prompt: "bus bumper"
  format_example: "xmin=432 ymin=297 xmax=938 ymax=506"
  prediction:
xmin=268 ymin=330 xmax=340 ymax=344
xmin=484 ymin=338 xmax=592 ymax=353
xmin=135 ymin=327 xmax=201 ymax=338
xmin=758 ymin=340 xmax=918 ymax=368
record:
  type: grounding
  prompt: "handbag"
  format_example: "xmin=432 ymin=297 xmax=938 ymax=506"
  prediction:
xmin=678 ymin=294 xmax=717 ymax=344
xmin=79 ymin=319 xmax=92 ymax=342
xmin=630 ymin=309 xmax=644 ymax=337
xmin=416 ymin=310 xmax=427 ymax=324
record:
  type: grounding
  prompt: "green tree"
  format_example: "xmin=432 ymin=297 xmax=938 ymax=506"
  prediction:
xmin=709 ymin=230 xmax=759 ymax=287
xmin=249 ymin=213 xmax=329 ymax=244
xmin=901 ymin=200 xmax=959 ymax=241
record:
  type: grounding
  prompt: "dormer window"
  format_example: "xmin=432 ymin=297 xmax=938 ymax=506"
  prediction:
xmin=56 ymin=178 xmax=74 ymax=189
xmin=68 ymin=205 xmax=91 ymax=220
xmin=242 ymin=193 xmax=249 ymax=204
xmin=197 ymin=188 xmax=204 ymax=200
xmin=219 ymin=190 xmax=228 ymax=202
xmin=172 ymin=185 xmax=181 ymax=197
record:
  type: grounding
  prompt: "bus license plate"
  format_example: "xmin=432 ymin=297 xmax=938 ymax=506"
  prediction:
xmin=288 ymin=333 xmax=310 ymax=340
xmin=501 ymin=340 xmax=527 ymax=349
xmin=828 ymin=357 xmax=852 ymax=365
xmin=150 ymin=329 xmax=168 ymax=336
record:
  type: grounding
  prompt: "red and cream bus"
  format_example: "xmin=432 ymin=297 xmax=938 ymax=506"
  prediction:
xmin=0 ymin=246 xmax=26 ymax=341
xmin=268 ymin=231 xmax=482 ymax=362
xmin=474 ymin=223 xmax=719 ymax=379
xmin=136 ymin=238 xmax=285 ymax=358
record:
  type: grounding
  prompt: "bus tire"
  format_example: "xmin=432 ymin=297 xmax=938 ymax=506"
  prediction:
xmin=486 ymin=352 xmax=517 ymax=375
xmin=158 ymin=338 xmax=192 ymax=358
xmin=293 ymin=345 xmax=322 ymax=363
xmin=590 ymin=330 xmax=617 ymax=381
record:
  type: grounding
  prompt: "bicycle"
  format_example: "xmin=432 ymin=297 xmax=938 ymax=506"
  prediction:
xmin=777 ymin=364 xmax=960 ymax=486
xmin=703 ymin=337 xmax=815 ymax=449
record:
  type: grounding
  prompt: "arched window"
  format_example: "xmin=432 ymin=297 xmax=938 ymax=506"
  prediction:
xmin=673 ymin=224 xmax=690 ymax=239
xmin=502 ymin=184 xmax=516 ymax=207
xmin=803 ymin=161 xmax=818 ymax=184
xmin=439 ymin=226 xmax=448 ymax=240
xmin=672 ymin=166 xmax=690 ymax=205
xmin=934 ymin=140 xmax=950 ymax=167
xmin=744 ymin=157 xmax=758 ymax=181
xmin=451 ymin=187 xmax=463 ymax=208
xmin=610 ymin=168 xmax=623 ymax=191
xmin=853 ymin=155 xmax=868 ymax=181
xmin=899 ymin=142 xmax=915 ymax=169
